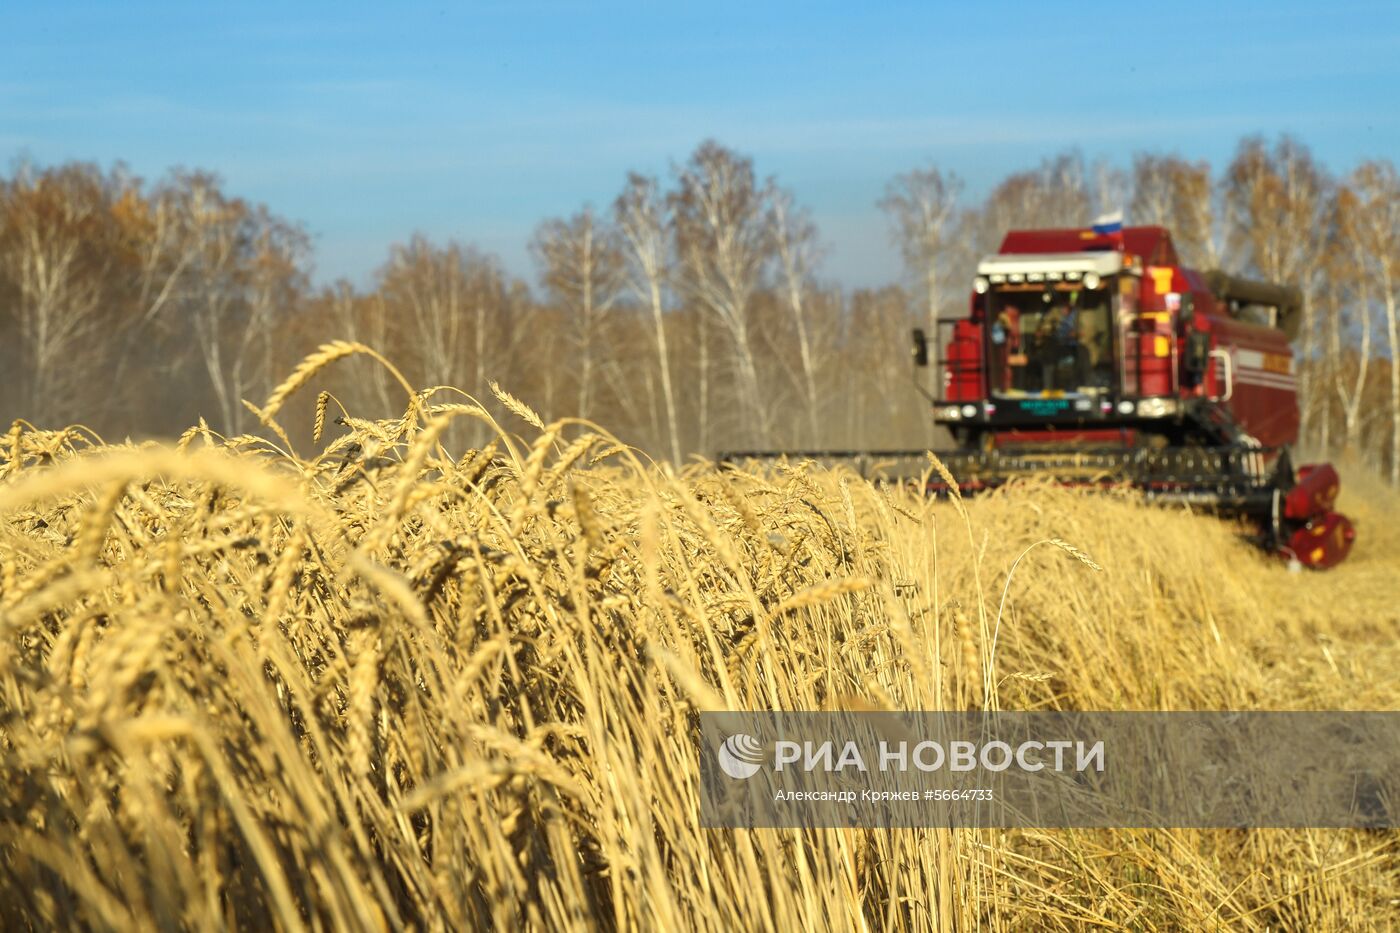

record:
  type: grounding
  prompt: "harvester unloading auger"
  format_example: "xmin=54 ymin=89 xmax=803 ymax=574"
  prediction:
xmin=723 ymin=224 xmax=1356 ymax=569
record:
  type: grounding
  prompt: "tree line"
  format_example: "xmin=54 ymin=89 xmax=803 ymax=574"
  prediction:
xmin=1 ymin=136 xmax=1397 ymax=481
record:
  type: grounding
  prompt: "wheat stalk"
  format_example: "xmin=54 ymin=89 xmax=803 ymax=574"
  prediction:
xmin=986 ymin=536 xmax=1104 ymax=708
xmin=312 ymin=391 xmax=331 ymax=444
xmin=1048 ymin=536 xmax=1105 ymax=572
xmin=774 ymin=576 xmax=872 ymax=614
xmin=260 ymin=341 xmax=418 ymax=423
xmin=489 ymin=380 xmax=545 ymax=430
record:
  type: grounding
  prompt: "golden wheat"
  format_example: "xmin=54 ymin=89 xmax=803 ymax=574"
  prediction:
xmin=0 ymin=350 xmax=1395 ymax=931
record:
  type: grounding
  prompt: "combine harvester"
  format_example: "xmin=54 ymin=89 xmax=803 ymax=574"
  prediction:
xmin=726 ymin=223 xmax=1356 ymax=569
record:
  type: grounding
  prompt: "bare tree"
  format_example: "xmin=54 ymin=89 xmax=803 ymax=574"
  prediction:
xmin=845 ymin=285 xmax=921 ymax=448
xmin=321 ymin=280 xmax=397 ymax=416
xmin=178 ymin=178 xmax=308 ymax=435
xmin=1320 ymin=196 xmax=1370 ymax=455
xmin=373 ymin=239 xmax=523 ymax=445
xmin=105 ymin=171 xmax=207 ymax=407
xmin=769 ymin=188 xmax=826 ymax=445
xmin=952 ymin=151 xmax=1093 ymax=289
xmin=1224 ymin=136 xmax=1333 ymax=445
xmin=670 ymin=141 xmax=773 ymax=447
xmin=530 ymin=207 xmax=623 ymax=423
xmin=1024 ymin=151 xmax=1093 ymax=227
xmin=126 ymin=173 xmax=212 ymax=328
xmin=1130 ymin=154 xmax=1222 ymax=267
xmin=1091 ymin=158 xmax=1129 ymax=220
xmin=184 ymin=179 xmax=246 ymax=433
xmin=381 ymin=235 xmax=471 ymax=391
xmin=615 ymin=173 xmax=682 ymax=463
xmin=0 ymin=163 xmax=121 ymax=425
xmin=242 ymin=208 xmax=310 ymax=418
xmin=1347 ymin=160 xmax=1400 ymax=483
xmin=878 ymin=166 xmax=962 ymax=353
xmin=1131 ymin=155 xmax=1175 ymax=227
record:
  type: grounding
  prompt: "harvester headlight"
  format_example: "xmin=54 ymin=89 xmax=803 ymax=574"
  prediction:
xmin=1136 ymin=397 xmax=1179 ymax=418
xmin=1117 ymin=400 xmax=1135 ymax=415
xmin=935 ymin=405 xmax=962 ymax=420
xmin=960 ymin=404 xmax=978 ymax=418
xmin=1084 ymin=272 xmax=1102 ymax=290
xmin=973 ymin=276 xmax=990 ymax=294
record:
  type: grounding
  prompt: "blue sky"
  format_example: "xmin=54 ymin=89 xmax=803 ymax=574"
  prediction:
xmin=3 ymin=1 xmax=1398 ymax=290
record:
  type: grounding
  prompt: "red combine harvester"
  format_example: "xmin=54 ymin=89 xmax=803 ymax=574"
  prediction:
xmin=726 ymin=225 xmax=1356 ymax=569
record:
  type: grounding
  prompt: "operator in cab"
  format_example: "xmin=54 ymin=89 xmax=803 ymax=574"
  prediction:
xmin=1032 ymin=301 xmax=1073 ymax=391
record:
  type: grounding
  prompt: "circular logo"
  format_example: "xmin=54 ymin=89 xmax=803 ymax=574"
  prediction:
xmin=717 ymin=733 xmax=764 ymax=779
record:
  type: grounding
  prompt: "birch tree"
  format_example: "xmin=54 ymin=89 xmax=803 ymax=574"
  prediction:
xmin=878 ymin=166 xmax=961 ymax=352
xmin=1347 ymin=160 xmax=1400 ymax=483
xmin=1224 ymin=136 xmax=1333 ymax=444
xmin=614 ymin=172 xmax=682 ymax=463
xmin=322 ymin=280 xmax=397 ymax=416
xmin=530 ymin=207 xmax=623 ymax=423
xmin=380 ymin=236 xmax=471 ymax=391
xmin=1129 ymin=155 xmax=1222 ymax=267
xmin=670 ymin=141 xmax=773 ymax=447
xmin=242 ymin=209 xmax=310 ymax=416
xmin=180 ymin=178 xmax=307 ymax=435
xmin=769 ymin=187 xmax=825 ymax=445
xmin=376 ymin=239 xmax=519 ymax=445
xmin=185 ymin=179 xmax=245 ymax=434
xmin=0 ymin=163 xmax=120 ymax=424
xmin=110 ymin=174 xmax=204 ymax=377
xmin=1321 ymin=200 xmax=1370 ymax=455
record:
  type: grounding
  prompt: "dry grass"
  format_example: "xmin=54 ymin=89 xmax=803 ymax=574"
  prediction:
xmin=0 ymin=348 xmax=1397 ymax=931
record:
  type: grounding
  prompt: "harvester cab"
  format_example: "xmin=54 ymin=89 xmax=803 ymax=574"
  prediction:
xmin=913 ymin=224 xmax=1355 ymax=569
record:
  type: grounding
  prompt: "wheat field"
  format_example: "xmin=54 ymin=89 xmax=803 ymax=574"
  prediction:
xmin=1 ymin=344 xmax=1396 ymax=931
